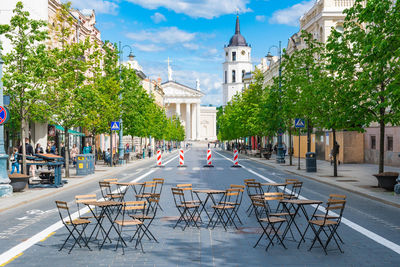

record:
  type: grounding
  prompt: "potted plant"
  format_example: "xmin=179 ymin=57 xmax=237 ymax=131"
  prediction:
xmin=8 ymin=173 xmax=30 ymax=192
xmin=373 ymin=172 xmax=399 ymax=191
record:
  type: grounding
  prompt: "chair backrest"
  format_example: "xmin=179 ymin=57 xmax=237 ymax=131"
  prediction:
xmin=324 ymin=199 xmax=346 ymax=223
xmin=75 ymin=194 xmax=97 ymax=218
xmin=264 ymin=192 xmax=284 ymax=213
xmin=329 ymin=194 xmax=346 ymax=200
xmin=103 ymin=178 xmax=118 ymax=182
xmin=142 ymin=181 xmax=157 ymax=194
xmin=230 ymin=184 xmax=245 ymax=204
xmin=250 ymin=196 xmax=269 ymax=221
xmin=55 ymin=201 xmax=72 ymax=225
xmin=177 ymin=183 xmax=195 ymax=201
xmin=245 ymin=181 xmax=264 ymax=198
xmin=286 ymin=181 xmax=303 ymax=199
xmin=171 ymin=187 xmax=187 ymax=207
xmin=99 ymin=181 xmax=112 ymax=199
xmin=223 ymin=188 xmax=241 ymax=206
xmin=121 ymin=201 xmax=146 ymax=221
xmin=152 ymin=178 xmax=165 ymax=195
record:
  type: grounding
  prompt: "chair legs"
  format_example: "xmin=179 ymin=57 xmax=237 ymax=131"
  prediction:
xmin=60 ymin=223 xmax=91 ymax=254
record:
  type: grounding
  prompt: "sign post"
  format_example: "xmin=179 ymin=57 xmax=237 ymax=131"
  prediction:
xmin=295 ymin=119 xmax=305 ymax=170
xmin=109 ymin=121 xmax=121 ymax=167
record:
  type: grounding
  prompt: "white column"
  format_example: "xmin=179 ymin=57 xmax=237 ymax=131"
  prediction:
xmin=175 ymin=103 xmax=181 ymax=117
xmin=196 ymin=103 xmax=200 ymax=140
xmin=191 ymin=104 xmax=196 ymax=140
xmin=186 ymin=103 xmax=191 ymax=140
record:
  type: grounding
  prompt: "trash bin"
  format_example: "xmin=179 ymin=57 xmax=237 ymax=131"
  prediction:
xmin=76 ymin=154 xmax=87 ymax=176
xmin=87 ymin=154 xmax=95 ymax=174
xmin=306 ymin=152 xmax=317 ymax=172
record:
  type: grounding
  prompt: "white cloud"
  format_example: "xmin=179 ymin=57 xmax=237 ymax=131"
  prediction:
xmin=126 ymin=27 xmax=195 ymax=45
xmin=255 ymin=15 xmax=266 ymax=22
xmin=68 ymin=0 xmax=119 ymax=15
xmin=125 ymin=0 xmax=251 ymax=19
xmin=132 ymin=43 xmax=165 ymax=52
xmin=269 ymin=0 xmax=314 ymax=26
xmin=183 ymin=43 xmax=200 ymax=50
xmin=151 ymin=12 xmax=167 ymax=23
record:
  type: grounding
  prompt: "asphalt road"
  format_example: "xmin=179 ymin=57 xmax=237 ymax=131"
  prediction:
xmin=0 ymin=147 xmax=399 ymax=266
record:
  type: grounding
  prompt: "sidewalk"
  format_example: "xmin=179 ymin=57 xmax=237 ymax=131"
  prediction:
xmin=232 ymin=150 xmax=400 ymax=208
xmin=0 ymin=150 xmax=178 ymax=212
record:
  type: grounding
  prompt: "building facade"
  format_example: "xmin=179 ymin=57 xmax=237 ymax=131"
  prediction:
xmin=222 ymin=16 xmax=252 ymax=106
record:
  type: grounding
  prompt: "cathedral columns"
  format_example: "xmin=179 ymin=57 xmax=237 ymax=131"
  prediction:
xmin=186 ymin=103 xmax=191 ymax=140
xmin=196 ymin=103 xmax=200 ymax=140
xmin=176 ymin=103 xmax=181 ymax=117
xmin=191 ymin=103 xmax=197 ymax=140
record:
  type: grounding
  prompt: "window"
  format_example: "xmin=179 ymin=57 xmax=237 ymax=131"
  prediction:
xmin=387 ymin=136 xmax=393 ymax=151
xmin=232 ymin=51 xmax=236 ymax=61
xmin=232 ymin=70 xmax=236 ymax=83
xmin=242 ymin=70 xmax=245 ymax=81
xmin=371 ymin=136 xmax=376 ymax=150
xmin=224 ymin=71 xmax=227 ymax=84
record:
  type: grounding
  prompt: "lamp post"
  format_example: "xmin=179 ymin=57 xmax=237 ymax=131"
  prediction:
xmin=0 ymin=49 xmax=12 ymax=197
xmin=266 ymin=41 xmax=285 ymax=164
xmin=118 ymin=42 xmax=135 ymax=163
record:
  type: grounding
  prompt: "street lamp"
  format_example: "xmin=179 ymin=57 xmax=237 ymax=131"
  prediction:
xmin=0 ymin=48 xmax=12 ymax=197
xmin=118 ymin=42 xmax=135 ymax=163
xmin=266 ymin=41 xmax=285 ymax=164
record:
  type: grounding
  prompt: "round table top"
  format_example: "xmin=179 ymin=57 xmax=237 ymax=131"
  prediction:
xmin=261 ymin=182 xmax=287 ymax=186
xmin=193 ymin=189 xmax=226 ymax=194
xmin=82 ymin=200 xmax=123 ymax=207
xmin=280 ymin=199 xmax=323 ymax=205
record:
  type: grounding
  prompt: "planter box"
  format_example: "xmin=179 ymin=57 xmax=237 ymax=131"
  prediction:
xmin=9 ymin=173 xmax=30 ymax=192
xmin=373 ymin=172 xmax=399 ymax=191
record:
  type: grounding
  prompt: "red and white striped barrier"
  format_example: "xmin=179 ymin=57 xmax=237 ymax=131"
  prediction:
xmin=231 ymin=149 xmax=241 ymax=168
xmin=177 ymin=149 xmax=186 ymax=167
xmin=156 ymin=150 xmax=164 ymax=167
xmin=204 ymin=149 xmax=214 ymax=167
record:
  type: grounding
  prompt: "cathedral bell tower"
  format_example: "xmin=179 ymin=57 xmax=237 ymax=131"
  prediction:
xmin=222 ymin=15 xmax=252 ymax=106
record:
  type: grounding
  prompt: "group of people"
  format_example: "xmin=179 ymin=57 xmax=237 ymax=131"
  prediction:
xmin=9 ymin=139 xmax=92 ymax=175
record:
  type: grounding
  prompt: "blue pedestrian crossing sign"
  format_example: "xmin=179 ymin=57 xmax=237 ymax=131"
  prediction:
xmin=295 ymin=118 xmax=305 ymax=128
xmin=111 ymin=121 xmax=120 ymax=131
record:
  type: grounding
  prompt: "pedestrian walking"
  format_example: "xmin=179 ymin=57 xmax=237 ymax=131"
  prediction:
xmin=71 ymin=144 xmax=79 ymax=167
xmin=10 ymin=148 xmax=19 ymax=174
xmin=282 ymin=142 xmax=287 ymax=156
xmin=83 ymin=142 xmax=91 ymax=154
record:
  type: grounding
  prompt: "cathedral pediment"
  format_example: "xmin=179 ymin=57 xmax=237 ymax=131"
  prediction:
xmin=162 ymin=81 xmax=205 ymax=98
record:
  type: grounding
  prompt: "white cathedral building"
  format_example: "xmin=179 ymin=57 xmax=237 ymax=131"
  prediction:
xmin=163 ymin=60 xmax=217 ymax=141
xmin=222 ymin=16 xmax=253 ymax=106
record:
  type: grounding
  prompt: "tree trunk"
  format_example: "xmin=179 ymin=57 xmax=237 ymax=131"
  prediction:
xmin=289 ymin=128 xmax=293 ymax=166
xmin=333 ymin=128 xmax=338 ymax=177
xmin=65 ymin=129 xmax=70 ymax=178
xmin=307 ymin=119 xmax=311 ymax=153
xmin=21 ymin=117 xmax=27 ymax=175
xmin=379 ymin=113 xmax=385 ymax=174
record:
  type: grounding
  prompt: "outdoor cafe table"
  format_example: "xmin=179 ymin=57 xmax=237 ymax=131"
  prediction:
xmin=192 ymin=189 xmax=226 ymax=221
xmin=113 ymin=182 xmax=144 ymax=198
xmin=279 ymin=199 xmax=323 ymax=248
xmin=82 ymin=200 xmax=124 ymax=250
xmin=261 ymin=182 xmax=287 ymax=193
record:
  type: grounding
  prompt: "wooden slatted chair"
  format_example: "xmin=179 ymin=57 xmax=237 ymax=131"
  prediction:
xmin=171 ymin=187 xmax=200 ymax=230
xmin=251 ymin=197 xmax=287 ymax=251
xmin=55 ymin=201 xmax=91 ymax=254
xmin=114 ymin=201 xmax=146 ymax=254
xmin=99 ymin=181 xmax=124 ymax=202
xmin=245 ymin=181 xmax=264 ymax=216
xmin=308 ymin=199 xmax=346 ymax=255
xmin=130 ymin=198 xmax=159 ymax=243
xmin=136 ymin=181 xmax=157 ymax=202
xmin=284 ymin=179 xmax=303 ymax=200
xmin=151 ymin=178 xmax=165 ymax=211
xmin=209 ymin=188 xmax=240 ymax=230
xmin=229 ymin=184 xmax=245 ymax=224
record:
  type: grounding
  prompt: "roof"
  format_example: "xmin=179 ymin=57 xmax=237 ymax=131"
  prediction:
xmin=161 ymin=80 xmax=204 ymax=96
xmin=228 ymin=16 xmax=248 ymax=47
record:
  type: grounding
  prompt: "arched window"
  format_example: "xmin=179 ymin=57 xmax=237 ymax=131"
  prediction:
xmin=232 ymin=51 xmax=236 ymax=61
xmin=242 ymin=70 xmax=245 ymax=82
xmin=232 ymin=70 xmax=236 ymax=83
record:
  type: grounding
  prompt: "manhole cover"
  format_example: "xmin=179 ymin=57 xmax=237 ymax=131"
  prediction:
xmin=336 ymin=180 xmax=359 ymax=182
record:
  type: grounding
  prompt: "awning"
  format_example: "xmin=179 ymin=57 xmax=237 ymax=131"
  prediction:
xmin=53 ymin=125 xmax=85 ymax=136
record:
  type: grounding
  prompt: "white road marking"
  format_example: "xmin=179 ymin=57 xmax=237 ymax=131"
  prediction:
xmin=0 ymin=154 xmax=178 ymax=265
xmin=193 ymin=167 xmax=201 ymax=171
xmin=166 ymin=167 xmax=173 ymax=171
xmin=216 ymin=167 xmax=224 ymax=171
xmin=214 ymin=150 xmax=400 ymax=255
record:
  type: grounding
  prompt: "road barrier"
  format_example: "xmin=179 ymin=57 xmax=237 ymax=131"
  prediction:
xmin=177 ymin=149 xmax=186 ymax=167
xmin=204 ymin=149 xmax=214 ymax=167
xmin=231 ymin=149 xmax=241 ymax=168
xmin=156 ymin=150 xmax=164 ymax=167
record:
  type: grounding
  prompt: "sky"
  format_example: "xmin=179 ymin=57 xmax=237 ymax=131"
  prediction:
xmin=69 ymin=0 xmax=316 ymax=106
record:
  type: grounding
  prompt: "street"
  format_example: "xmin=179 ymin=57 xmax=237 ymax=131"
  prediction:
xmin=0 ymin=147 xmax=399 ymax=266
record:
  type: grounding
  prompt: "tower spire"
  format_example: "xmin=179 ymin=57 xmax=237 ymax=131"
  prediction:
xmin=167 ymin=57 xmax=173 ymax=81
xmin=235 ymin=14 xmax=240 ymax=34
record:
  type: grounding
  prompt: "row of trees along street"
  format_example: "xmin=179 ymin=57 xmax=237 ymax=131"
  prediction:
xmin=217 ymin=0 xmax=400 ymax=176
xmin=0 ymin=2 xmax=185 ymax=177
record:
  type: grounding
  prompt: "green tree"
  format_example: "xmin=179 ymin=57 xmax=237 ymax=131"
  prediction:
xmin=340 ymin=0 xmax=400 ymax=173
xmin=0 ymin=1 xmax=50 ymax=173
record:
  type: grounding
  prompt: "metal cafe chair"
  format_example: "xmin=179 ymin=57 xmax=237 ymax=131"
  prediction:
xmin=114 ymin=201 xmax=146 ymax=254
xmin=55 ymin=201 xmax=91 ymax=254
xmin=130 ymin=198 xmax=159 ymax=243
xmin=308 ymin=199 xmax=346 ymax=255
xmin=245 ymin=181 xmax=265 ymax=216
xmin=136 ymin=181 xmax=157 ymax=202
xmin=208 ymin=188 xmax=240 ymax=230
xmin=171 ymin=187 xmax=201 ymax=230
xmin=251 ymin=197 xmax=287 ymax=251
xmin=229 ymin=184 xmax=245 ymax=224
xmin=99 ymin=181 xmax=124 ymax=202
xmin=151 ymin=178 xmax=165 ymax=211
